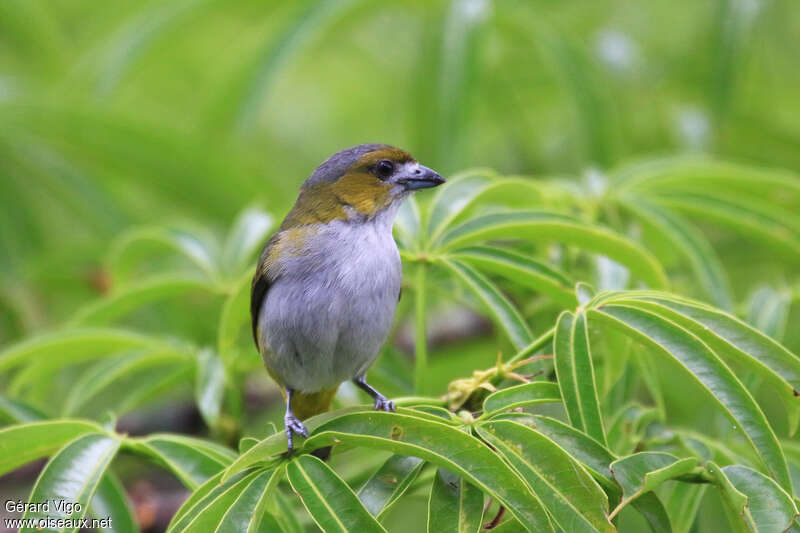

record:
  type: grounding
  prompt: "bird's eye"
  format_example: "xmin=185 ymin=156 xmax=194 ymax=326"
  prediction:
xmin=375 ymin=160 xmax=394 ymax=179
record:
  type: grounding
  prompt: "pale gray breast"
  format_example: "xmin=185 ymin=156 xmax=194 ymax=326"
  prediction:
xmin=258 ymin=216 xmax=402 ymax=392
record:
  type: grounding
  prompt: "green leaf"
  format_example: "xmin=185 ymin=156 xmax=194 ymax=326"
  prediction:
xmin=217 ymin=271 xmax=253 ymax=359
xmin=395 ymin=196 xmax=421 ymax=251
xmin=166 ymin=468 xmax=265 ymax=533
xmin=426 ymin=172 xmax=493 ymax=241
xmin=222 ymin=407 xmax=373 ymax=480
xmin=0 ymin=328 xmax=169 ymax=372
xmin=107 ymin=226 xmax=220 ymax=281
xmin=630 ymin=492 xmax=672 ymax=533
xmin=482 ymin=381 xmax=561 ymax=416
xmin=451 ymin=246 xmax=576 ymax=307
xmin=427 ymin=468 xmax=484 ymax=533
xmin=0 ymin=394 xmax=48 ymax=423
xmin=608 ymin=452 xmax=698 ymax=519
xmin=621 ymin=198 xmax=732 ymax=309
xmin=439 ymin=257 xmax=533 ymax=350
xmin=62 ymin=349 xmax=191 ymax=416
xmin=69 ymin=275 xmax=220 ymax=326
xmin=650 ymin=192 xmax=800 ymax=260
xmin=554 ymin=311 xmax=607 ymax=445
xmin=529 ymin=415 xmax=617 ymax=489
xmin=0 ymin=420 xmax=103 ymax=476
xmin=21 ymin=433 xmax=121 ymax=533
xmin=221 ymin=207 xmax=273 ymax=275
xmin=90 ymin=472 xmax=140 ymax=533
xmin=357 ymin=454 xmax=425 ymax=518
xmin=302 ymin=411 xmax=553 ymax=533
xmin=612 ymin=294 xmax=800 ymax=434
xmin=478 ymin=420 xmax=614 ymax=533
xmin=747 ymin=286 xmax=792 ymax=341
xmin=707 ymin=462 xmax=798 ymax=533
xmin=590 ymin=304 xmax=792 ymax=492
xmin=195 ymin=349 xmax=226 ymax=430
xmin=127 ymin=433 xmax=235 ymax=489
xmin=662 ymin=483 xmax=707 ymax=533
xmin=287 ymin=454 xmax=387 ymax=533
xmin=439 ymin=211 xmax=668 ymax=288
xmin=606 ymin=403 xmax=660 ymax=456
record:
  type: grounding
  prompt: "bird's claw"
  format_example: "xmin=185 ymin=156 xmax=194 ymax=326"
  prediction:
xmin=284 ymin=413 xmax=309 ymax=453
xmin=374 ymin=396 xmax=395 ymax=412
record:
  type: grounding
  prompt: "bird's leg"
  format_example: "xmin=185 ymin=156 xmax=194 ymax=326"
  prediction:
xmin=284 ymin=388 xmax=309 ymax=453
xmin=353 ymin=376 xmax=395 ymax=412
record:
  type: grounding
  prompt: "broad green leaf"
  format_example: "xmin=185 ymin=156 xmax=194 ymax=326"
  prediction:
xmin=21 ymin=433 xmax=122 ymax=533
xmin=439 ymin=211 xmax=668 ymax=288
xmin=0 ymin=394 xmax=47 ymax=423
xmin=168 ymin=471 xmax=226 ymax=527
xmin=62 ymin=349 xmax=191 ymax=416
xmin=631 ymin=492 xmax=672 ymax=533
xmin=302 ymin=411 xmax=553 ymax=533
xmin=439 ymin=257 xmax=533 ymax=350
xmin=217 ymin=271 xmax=252 ymax=359
xmin=478 ymin=420 xmax=614 ymax=533
xmin=395 ymin=196 xmax=421 ymax=250
xmin=650 ymin=192 xmax=800 ymax=260
xmin=707 ymin=462 xmax=798 ymax=533
xmin=222 ymin=407 xmax=374 ymax=480
xmin=747 ymin=286 xmax=791 ymax=341
xmin=529 ymin=415 xmax=617 ymax=489
xmin=606 ymin=403 xmax=660 ymax=456
xmin=554 ymin=311 xmax=606 ymax=445
xmin=426 ymin=172 xmax=493 ymax=241
xmin=590 ymin=304 xmax=792 ymax=491
xmin=221 ymin=207 xmax=273 ymax=275
xmin=609 ymin=294 xmax=800 ymax=434
xmin=0 ymin=328 xmax=169 ymax=372
xmin=622 ymin=198 xmax=732 ymax=309
xmin=216 ymin=467 xmax=283 ymax=533
xmin=427 ymin=468 xmax=484 ymax=533
xmin=358 ymin=454 xmax=425 ymax=518
xmin=166 ymin=469 xmax=262 ymax=533
xmin=127 ymin=434 xmax=235 ymax=489
xmin=662 ymin=483 xmax=707 ymax=533
xmin=195 ymin=349 xmax=226 ymax=430
xmin=69 ymin=275 xmax=220 ymax=326
xmin=608 ymin=452 xmax=698 ymax=518
xmin=171 ymin=468 xmax=282 ymax=533
xmin=482 ymin=381 xmax=561 ymax=415
xmin=90 ymin=472 xmax=140 ymax=533
xmin=107 ymin=226 xmax=220 ymax=281
xmin=0 ymin=420 xmax=103 ymax=476
xmin=451 ymin=246 xmax=576 ymax=307
xmin=287 ymin=454 xmax=387 ymax=533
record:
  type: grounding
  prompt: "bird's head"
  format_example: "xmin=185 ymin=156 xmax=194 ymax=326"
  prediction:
xmin=281 ymin=143 xmax=444 ymax=228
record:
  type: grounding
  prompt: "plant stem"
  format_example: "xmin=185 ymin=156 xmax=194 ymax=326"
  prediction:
xmin=507 ymin=326 xmax=556 ymax=364
xmin=414 ymin=262 xmax=428 ymax=394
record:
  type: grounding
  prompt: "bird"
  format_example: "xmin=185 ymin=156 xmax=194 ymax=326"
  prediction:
xmin=251 ymin=143 xmax=445 ymax=452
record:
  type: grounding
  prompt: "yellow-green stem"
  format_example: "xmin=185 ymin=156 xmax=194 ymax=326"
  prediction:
xmin=508 ymin=326 xmax=556 ymax=364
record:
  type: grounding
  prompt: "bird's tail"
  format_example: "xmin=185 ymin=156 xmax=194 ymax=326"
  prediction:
xmin=290 ymin=388 xmax=339 ymax=420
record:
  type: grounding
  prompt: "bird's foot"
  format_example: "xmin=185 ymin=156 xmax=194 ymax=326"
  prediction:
xmin=284 ymin=413 xmax=309 ymax=453
xmin=374 ymin=394 xmax=395 ymax=412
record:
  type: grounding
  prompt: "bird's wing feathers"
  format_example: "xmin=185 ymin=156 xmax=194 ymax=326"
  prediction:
xmin=250 ymin=233 xmax=280 ymax=349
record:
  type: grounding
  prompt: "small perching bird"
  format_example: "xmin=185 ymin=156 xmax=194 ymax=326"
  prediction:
xmin=251 ymin=144 xmax=444 ymax=451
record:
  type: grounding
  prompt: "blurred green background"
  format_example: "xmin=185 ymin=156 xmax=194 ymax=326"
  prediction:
xmin=1 ymin=0 xmax=800 ymax=531
xmin=2 ymin=0 xmax=800 ymax=341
